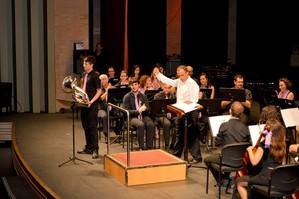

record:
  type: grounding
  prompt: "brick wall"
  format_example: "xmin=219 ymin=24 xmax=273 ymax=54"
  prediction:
xmin=54 ymin=0 xmax=89 ymax=111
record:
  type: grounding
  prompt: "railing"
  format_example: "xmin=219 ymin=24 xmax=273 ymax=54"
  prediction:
xmin=107 ymin=103 xmax=131 ymax=167
xmin=11 ymin=122 xmax=60 ymax=198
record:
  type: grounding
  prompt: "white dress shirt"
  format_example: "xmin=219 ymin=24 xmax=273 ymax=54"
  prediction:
xmin=156 ymin=73 xmax=199 ymax=103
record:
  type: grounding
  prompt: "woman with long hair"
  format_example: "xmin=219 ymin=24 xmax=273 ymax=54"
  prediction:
xmin=236 ymin=119 xmax=286 ymax=199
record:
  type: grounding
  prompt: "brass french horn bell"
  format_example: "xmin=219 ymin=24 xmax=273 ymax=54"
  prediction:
xmin=62 ymin=76 xmax=77 ymax=93
xmin=62 ymin=75 xmax=89 ymax=104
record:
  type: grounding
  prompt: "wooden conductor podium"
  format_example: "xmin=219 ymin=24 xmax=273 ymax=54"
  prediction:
xmin=104 ymin=103 xmax=186 ymax=186
xmin=104 ymin=149 xmax=186 ymax=186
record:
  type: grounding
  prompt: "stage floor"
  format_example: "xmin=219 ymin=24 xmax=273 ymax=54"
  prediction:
xmin=1 ymin=113 xmax=231 ymax=199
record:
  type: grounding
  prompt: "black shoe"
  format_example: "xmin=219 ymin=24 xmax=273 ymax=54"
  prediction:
xmin=77 ymin=148 xmax=92 ymax=154
xmin=92 ymin=150 xmax=99 ymax=159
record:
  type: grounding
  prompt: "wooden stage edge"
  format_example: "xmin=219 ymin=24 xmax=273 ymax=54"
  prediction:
xmin=104 ymin=149 xmax=187 ymax=186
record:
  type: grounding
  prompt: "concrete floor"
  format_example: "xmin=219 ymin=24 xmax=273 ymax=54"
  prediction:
xmin=1 ymin=113 xmax=232 ymax=199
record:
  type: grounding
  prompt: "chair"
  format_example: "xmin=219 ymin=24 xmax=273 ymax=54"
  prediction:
xmin=205 ymin=142 xmax=250 ymax=199
xmin=250 ymin=163 xmax=299 ymax=199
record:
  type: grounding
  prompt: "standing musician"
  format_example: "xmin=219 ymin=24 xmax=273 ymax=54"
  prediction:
xmin=77 ymin=56 xmax=101 ymax=159
xmin=153 ymin=65 xmax=203 ymax=163
xmin=221 ymin=74 xmax=252 ymax=125
xmin=236 ymin=119 xmax=286 ymax=199
xmin=204 ymin=101 xmax=251 ymax=183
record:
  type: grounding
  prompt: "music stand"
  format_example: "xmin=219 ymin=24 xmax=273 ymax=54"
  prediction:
xmin=149 ymin=99 xmax=176 ymax=148
xmin=107 ymin=87 xmax=131 ymax=105
xmin=57 ymin=99 xmax=93 ymax=167
xmin=150 ymin=99 xmax=176 ymax=117
xmin=145 ymin=89 xmax=161 ymax=102
xmin=199 ymin=88 xmax=212 ymax=99
xmin=107 ymin=87 xmax=131 ymax=144
xmin=274 ymin=98 xmax=296 ymax=109
xmin=197 ymin=99 xmax=222 ymax=116
xmin=219 ymin=88 xmax=246 ymax=102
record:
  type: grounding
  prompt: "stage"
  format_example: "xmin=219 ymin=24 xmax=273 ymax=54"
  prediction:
xmin=1 ymin=113 xmax=231 ymax=199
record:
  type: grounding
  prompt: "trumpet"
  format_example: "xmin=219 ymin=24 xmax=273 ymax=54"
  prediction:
xmin=62 ymin=76 xmax=89 ymax=104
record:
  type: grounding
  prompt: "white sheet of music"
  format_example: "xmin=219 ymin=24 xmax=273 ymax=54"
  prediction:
xmin=208 ymin=115 xmax=231 ymax=137
xmin=171 ymin=102 xmax=199 ymax=113
xmin=248 ymin=124 xmax=265 ymax=146
xmin=280 ymin=107 xmax=299 ymax=127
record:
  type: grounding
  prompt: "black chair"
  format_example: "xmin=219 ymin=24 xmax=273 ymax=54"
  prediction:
xmin=250 ymin=163 xmax=299 ymax=199
xmin=205 ymin=142 xmax=250 ymax=199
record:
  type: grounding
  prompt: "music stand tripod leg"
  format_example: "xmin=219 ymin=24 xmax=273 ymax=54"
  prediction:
xmin=58 ymin=102 xmax=93 ymax=167
xmin=184 ymin=116 xmax=188 ymax=162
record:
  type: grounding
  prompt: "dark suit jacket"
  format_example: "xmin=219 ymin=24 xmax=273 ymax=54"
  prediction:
xmin=215 ymin=118 xmax=251 ymax=146
xmin=122 ymin=91 xmax=150 ymax=118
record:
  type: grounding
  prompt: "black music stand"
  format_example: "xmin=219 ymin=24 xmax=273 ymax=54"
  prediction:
xmin=199 ymin=88 xmax=212 ymax=99
xmin=145 ymin=89 xmax=161 ymax=102
xmin=150 ymin=99 xmax=176 ymax=117
xmin=107 ymin=87 xmax=131 ymax=105
xmin=219 ymin=88 xmax=246 ymax=102
xmin=107 ymin=87 xmax=131 ymax=144
xmin=150 ymin=99 xmax=176 ymax=148
xmin=198 ymin=98 xmax=222 ymax=116
xmin=58 ymin=99 xmax=93 ymax=167
xmin=274 ymin=98 xmax=296 ymax=109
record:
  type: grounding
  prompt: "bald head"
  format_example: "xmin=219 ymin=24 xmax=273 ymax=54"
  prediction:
xmin=230 ymin=101 xmax=244 ymax=118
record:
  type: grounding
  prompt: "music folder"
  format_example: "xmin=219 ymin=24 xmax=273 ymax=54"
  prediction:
xmin=219 ymin=88 xmax=246 ymax=102
xmin=208 ymin=115 xmax=231 ymax=137
xmin=170 ymin=102 xmax=199 ymax=114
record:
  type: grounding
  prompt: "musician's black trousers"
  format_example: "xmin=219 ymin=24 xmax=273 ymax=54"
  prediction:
xmin=172 ymin=110 xmax=202 ymax=160
xmin=81 ymin=103 xmax=99 ymax=151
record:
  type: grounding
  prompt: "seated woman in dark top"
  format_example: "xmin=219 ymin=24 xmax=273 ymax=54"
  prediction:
xmin=236 ymin=119 xmax=286 ymax=199
xmin=198 ymin=72 xmax=215 ymax=99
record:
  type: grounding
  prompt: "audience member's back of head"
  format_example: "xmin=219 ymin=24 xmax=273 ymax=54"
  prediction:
xmin=230 ymin=101 xmax=244 ymax=119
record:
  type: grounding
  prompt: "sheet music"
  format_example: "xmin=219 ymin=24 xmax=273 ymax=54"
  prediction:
xmin=208 ymin=115 xmax=231 ymax=137
xmin=171 ymin=102 xmax=199 ymax=113
xmin=280 ymin=108 xmax=299 ymax=127
xmin=248 ymin=124 xmax=265 ymax=146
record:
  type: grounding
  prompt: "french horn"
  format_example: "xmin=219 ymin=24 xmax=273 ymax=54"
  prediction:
xmin=62 ymin=75 xmax=89 ymax=104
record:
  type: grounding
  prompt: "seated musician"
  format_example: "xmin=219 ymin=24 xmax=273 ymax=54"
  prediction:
xmin=198 ymin=72 xmax=215 ymax=99
xmin=122 ymin=80 xmax=155 ymax=150
xmin=198 ymin=72 xmax=215 ymax=143
xmin=139 ymin=75 xmax=155 ymax=94
xmin=153 ymin=84 xmax=176 ymax=149
xmin=236 ymin=119 xmax=286 ymax=199
xmin=107 ymin=66 xmax=119 ymax=86
xmin=115 ymin=70 xmax=129 ymax=87
xmin=97 ymin=74 xmax=122 ymax=140
xmin=277 ymin=77 xmax=294 ymax=101
xmin=153 ymin=65 xmax=203 ymax=163
xmin=204 ymin=101 xmax=251 ymax=183
xmin=221 ymin=74 xmax=252 ymax=124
